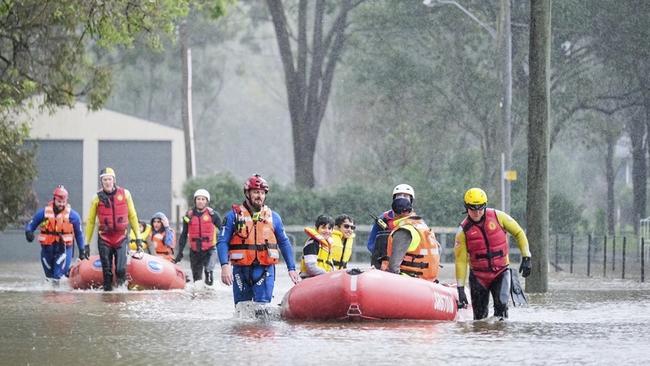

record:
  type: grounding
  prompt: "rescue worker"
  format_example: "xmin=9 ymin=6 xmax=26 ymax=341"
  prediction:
xmin=331 ymin=214 xmax=356 ymax=270
xmin=129 ymin=221 xmax=151 ymax=253
xmin=150 ymin=212 xmax=175 ymax=261
xmin=367 ymin=184 xmax=415 ymax=268
xmin=454 ymin=187 xmax=532 ymax=320
xmin=299 ymin=214 xmax=335 ymax=278
xmin=217 ymin=174 xmax=301 ymax=305
xmin=85 ymin=167 xmax=143 ymax=291
xmin=381 ymin=191 xmax=441 ymax=281
xmin=173 ymin=189 xmax=221 ymax=285
xmin=25 ymin=185 xmax=87 ymax=284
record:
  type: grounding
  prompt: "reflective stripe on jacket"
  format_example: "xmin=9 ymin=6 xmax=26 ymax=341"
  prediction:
xmin=228 ymin=204 xmax=279 ymax=266
xmin=386 ymin=214 xmax=440 ymax=281
xmin=38 ymin=202 xmax=74 ymax=246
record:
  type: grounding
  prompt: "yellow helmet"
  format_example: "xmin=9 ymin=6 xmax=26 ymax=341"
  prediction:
xmin=464 ymin=188 xmax=487 ymax=206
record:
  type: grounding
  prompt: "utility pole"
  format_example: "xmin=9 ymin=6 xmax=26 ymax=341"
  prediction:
xmin=180 ymin=21 xmax=196 ymax=178
xmin=424 ymin=0 xmax=513 ymax=211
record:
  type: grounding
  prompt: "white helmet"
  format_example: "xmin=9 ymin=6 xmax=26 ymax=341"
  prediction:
xmin=193 ymin=189 xmax=210 ymax=202
xmin=392 ymin=184 xmax=415 ymax=200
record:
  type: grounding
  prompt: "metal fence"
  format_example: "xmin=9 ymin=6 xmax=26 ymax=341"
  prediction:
xmin=550 ymin=232 xmax=647 ymax=282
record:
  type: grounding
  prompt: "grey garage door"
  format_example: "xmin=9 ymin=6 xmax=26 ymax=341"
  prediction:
xmin=28 ymin=140 xmax=83 ymax=212
xmin=98 ymin=140 xmax=172 ymax=224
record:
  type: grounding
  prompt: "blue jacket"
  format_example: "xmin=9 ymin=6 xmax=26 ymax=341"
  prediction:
xmin=217 ymin=209 xmax=296 ymax=271
xmin=25 ymin=206 xmax=86 ymax=253
xmin=366 ymin=210 xmax=395 ymax=253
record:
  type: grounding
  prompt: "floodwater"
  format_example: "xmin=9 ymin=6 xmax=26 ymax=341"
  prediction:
xmin=1 ymin=261 xmax=649 ymax=366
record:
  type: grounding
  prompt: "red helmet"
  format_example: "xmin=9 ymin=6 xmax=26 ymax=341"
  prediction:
xmin=243 ymin=174 xmax=269 ymax=193
xmin=53 ymin=185 xmax=68 ymax=201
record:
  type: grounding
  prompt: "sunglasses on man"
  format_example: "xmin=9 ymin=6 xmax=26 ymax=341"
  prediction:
xmin=466 ymin=204 xmax=486 ymax=211
xmin=342 ymin=224 xmax=356 ymax=230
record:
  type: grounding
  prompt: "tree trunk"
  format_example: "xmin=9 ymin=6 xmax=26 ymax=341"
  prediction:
xmin=629 ymin=116 xmax=646 ymax=234
xmin=605 ymin=131 xmax=616 ymax=235
xmin=525 ymin=0 xmax=551 ymax=293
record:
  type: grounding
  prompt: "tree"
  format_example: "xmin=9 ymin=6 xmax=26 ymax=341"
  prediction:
xmin=0 ymin=119 xmax=36 ymax=230
xmin=0 ymin=0 xmax=189 ymax=227
xmin=587 ymin=0 xmax=650 ymax=233
xmin=525 ymin=0 xmax=551 ymax=293
xmin=265 ymin=0 xmax=366 ymax=188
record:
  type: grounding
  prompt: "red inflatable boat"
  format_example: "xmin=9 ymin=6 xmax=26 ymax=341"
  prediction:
xmin=281 ymin=269 xmax=460 ymax=321
xmin=68 ymin=253 xmax=186 ymax=290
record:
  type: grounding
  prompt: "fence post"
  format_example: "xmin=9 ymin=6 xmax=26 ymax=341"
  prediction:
xmin=612 ymin=236 xmax=616 ymax=271
xmin=622 ymin=236 xmax=626 ymax=280
xmin=603 ymin=235 xmax=607 ymax=277
xmin=642 ymin=237 xmax=645 ymax=283
xmin=587 ymin=233 xmax=592 ymax=277
xmin=570 ymin=234 xmax=574 ymax=274
xmin=555 ymin=234 xmax=559 ymax=272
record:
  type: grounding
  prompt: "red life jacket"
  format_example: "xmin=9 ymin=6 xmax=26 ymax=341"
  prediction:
xmin=385 ymin=215 xmax=440 ymax=281
xmin=38 ymin=202 xmax=74 ymax=246
xmin=461 ymin=208 xmax=509 ymax=287
xmin=97 ymin=187 xmax=129 ymax=246
xmin=186 ymin=208 xmax=217 ymax=251
xmin=228 ymin=204 xmax=279 ymax=266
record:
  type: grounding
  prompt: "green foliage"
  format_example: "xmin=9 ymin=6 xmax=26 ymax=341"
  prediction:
xmin=0 ymin=118 xmax=36 ymax=230
xmin=0 ymin=0 xmax=190 ymax=114
xmin=183 ymin=164 xmax=479 ymax=227
xmin=549 ymin=193 xmax=587 ymax=234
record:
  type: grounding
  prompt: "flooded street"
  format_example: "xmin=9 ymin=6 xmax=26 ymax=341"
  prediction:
xmin=1 ymin=261 xmax=649 ymax=365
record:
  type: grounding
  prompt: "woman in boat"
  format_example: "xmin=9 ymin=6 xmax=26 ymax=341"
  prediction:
xmin=150 ymin=212 xmax=175 ymax=261
xmin=330 ymin=214 xmax=356 ymax=270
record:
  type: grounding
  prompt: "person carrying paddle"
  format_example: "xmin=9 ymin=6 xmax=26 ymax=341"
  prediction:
xmin=217 ymin=174 xmax=300 ymax=305
xmin=454 ymin=187 xmax=532 ymax=320
xmin=25 ymin=185 xmax=87 ymax=285
xmin=84 ymin=167 xmax=143 ymax=291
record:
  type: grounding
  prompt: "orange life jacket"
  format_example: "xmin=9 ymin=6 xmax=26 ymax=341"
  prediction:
xmin=38 ymin=201 xmax=74 ymax=246
xmin=386 ymin=215 xmax=440 ymax=281
xmin=96 ymin=187 xmax=129 ymax=245
xmin=228 ymin=204 xmax=279 ymax=266
xmin=461 ymin=208 xmax=509 ymax=286
xmin=187 ymin=208 xmax=216 ymax=251
xmin=152 ymin=229 xmax=175 ymax=261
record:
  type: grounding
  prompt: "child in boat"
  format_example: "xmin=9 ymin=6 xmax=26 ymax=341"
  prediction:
xmin=299 ymin=214 xmax=335 ymax=278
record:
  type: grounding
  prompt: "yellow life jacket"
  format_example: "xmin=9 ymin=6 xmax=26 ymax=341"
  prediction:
xmin=129 ymin=223 xmax=151 ymax=251
xmin=299 ymin=227 xmax=335 ymax=274
xmin=330 ymin=229 xmax=355 ymax=270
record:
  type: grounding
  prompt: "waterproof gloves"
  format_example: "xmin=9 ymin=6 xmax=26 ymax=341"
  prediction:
xmin=519 ymin=257 xmax=532 ymax=277
xmin=25 ymin=231 xmax=34 ymax=242
xmin=135 ymin=239 xmax=144 ymax=252
xmin=457 ymin=286 xmax=469 ymax=309
xmin=79 ymin=246 xmax=90 ymax=260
